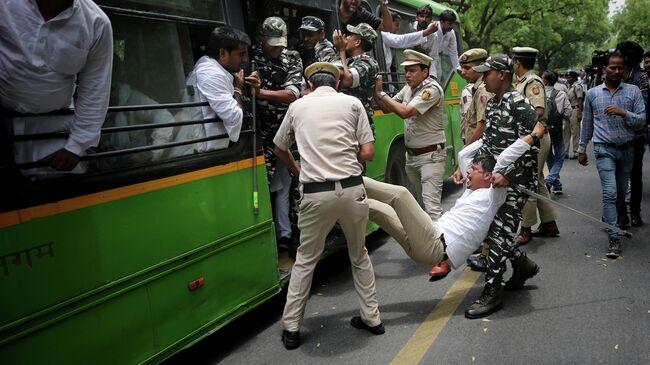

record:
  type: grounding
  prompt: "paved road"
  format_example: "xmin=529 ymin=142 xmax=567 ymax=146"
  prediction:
xmin=164 ymin=152 xmax=650 ymax=365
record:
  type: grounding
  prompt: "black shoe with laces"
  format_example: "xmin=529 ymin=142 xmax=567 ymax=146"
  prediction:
xmin=631 ymin=213 xmax=643 ymax=227
xmin=281 ymin=330 xmax=301 ymax=350
xmin=606 ymin=238 xmax=621 ymax=259
xmin=505 ymin=250 xmax=540 ymax=291
xmin=465 ymin=283 xmax=503 ymax=319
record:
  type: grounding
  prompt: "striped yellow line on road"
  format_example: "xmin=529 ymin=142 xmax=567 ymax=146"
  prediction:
xmin=390 ymin=268 xmax=482 ymax=365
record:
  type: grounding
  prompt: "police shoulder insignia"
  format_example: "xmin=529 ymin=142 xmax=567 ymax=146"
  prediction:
xmin=531 ymin=85 xmax=540 ymax=95
xmin=421 ymin=89 xmax=431 ymax=100
xmin=480 ymin=95 xmax=488 ymax=104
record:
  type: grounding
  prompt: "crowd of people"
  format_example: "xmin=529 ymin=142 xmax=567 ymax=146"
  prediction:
xmin=1 ymin=0 xmax=647 ymax=352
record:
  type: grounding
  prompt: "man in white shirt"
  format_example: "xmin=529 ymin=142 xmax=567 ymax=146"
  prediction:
xmin=185 ymin=26 xmax=250 ymax=151
xmin=428 ymin=10 xmax=461 ymax=80
xmin=381 ymin=12 xmax=437 ymax=70
xmin=365 ymin=121 xmax=545 ymax=272
xmin=0 ymin=0 xmax=113 ymax=177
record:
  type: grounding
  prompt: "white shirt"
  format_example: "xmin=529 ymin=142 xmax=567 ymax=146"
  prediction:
xmin=381 ymin=31 xmax=427 ymax=70
xmin=428 ymin=26 xmax=460 ymax=79
xmin=437 ymin=138 xmax=531 ymax=268
xmin=187 ymin=55 xmax=243 ymax=150
xmin=0 ymin=0 xmax=113 ymax=157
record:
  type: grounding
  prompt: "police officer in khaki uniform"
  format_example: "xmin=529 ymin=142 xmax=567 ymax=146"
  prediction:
xmin=565 ymin=70 xmax=584 ymax=158
xmin=274 ymin=62 xmax=382 ymax=350
xmin=458 ymin=48 xmax=492 ymax=145
xmin=458 ymin=48 xmax=493 ymax=273
xmin=374 ymin=49 xmax=446 ymax=221
xmin=512 ymin=47 xmax=559 ymax=244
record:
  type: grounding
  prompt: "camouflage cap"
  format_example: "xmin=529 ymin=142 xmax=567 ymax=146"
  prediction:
xmin=346 ymin=23 xmax=377 ymax=45
xmin=511 ymin=46 xmax=538 ymax=59
xmin=305 ymin=62 xmax=340 ymax=80
xmin=401 ymin=49 xmax=432 ymax=67
xmin=261 ymin=17 xmax=287 ymax=47
xmin=472 ymin=54 xmax=513 ymax=73
xmin=459 ymin=48 xmax=488 ymax=65
xmin=299 ymin=16 xmax=325 ymax=32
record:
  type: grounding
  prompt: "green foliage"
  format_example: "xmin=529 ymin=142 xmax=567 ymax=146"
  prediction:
xmin=440 ymin=0 xmax=611 ymax=71
xmin=612 ymin=0 xmax=650 ymax=47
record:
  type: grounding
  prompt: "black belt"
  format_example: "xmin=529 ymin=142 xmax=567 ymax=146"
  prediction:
xmin=440 ymin=233 xmax=447 ymax=251
xmin=303 ymin=175 xmax=363 ymax=194
xmin=596 ymin=141 xmax=634 ymax=150
xmin=406 ymin=143 xmax=445 ymax=156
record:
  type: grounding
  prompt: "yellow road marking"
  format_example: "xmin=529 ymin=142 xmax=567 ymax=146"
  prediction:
xmin=390 ymin=268 xmax=481 ymax=365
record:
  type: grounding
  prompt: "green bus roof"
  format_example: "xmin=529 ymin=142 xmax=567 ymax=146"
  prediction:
xmin=391 ymin=0 xmax=456 ymax=17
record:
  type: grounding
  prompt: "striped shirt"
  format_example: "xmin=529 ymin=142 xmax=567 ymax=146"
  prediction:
xmin=578 ymin=82 xmax=646 ymax=153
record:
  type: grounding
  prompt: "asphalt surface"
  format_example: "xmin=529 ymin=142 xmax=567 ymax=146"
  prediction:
xmin=164 ymin=150 xmax=650 ymax=365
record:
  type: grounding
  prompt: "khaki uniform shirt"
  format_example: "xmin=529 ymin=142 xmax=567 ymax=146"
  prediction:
xmin=273 ymin=86 xmax=374 ymax=184
xmin=394 ymin=77 xmax=445 ymax=148
xmin=567 ymin=83 xmax=584 ymax=107
xmin=464 ymin=75 xmax=493 ymax=140
xmin=514 ymin=69 xmax=547 ymax=124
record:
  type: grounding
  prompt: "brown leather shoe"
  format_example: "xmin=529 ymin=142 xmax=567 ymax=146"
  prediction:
xmin=515 ymin=227 xmax=532 ymax=245
xmin=428 ymin=261 xmax=450 ymax=281
xmin=531 ymin=221 xmax=560 ymax=237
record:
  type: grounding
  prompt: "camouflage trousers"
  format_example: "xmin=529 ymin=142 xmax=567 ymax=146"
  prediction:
xmin=484 ymin=186 xmax=529 ymax=286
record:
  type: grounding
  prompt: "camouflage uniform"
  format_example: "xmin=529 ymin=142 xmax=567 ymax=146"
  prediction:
xmin=251 ymin=44 xmax=303 ymax=182
xmin=340 ymin=24 xmax=379 ymax=127
xmin=477 ymin=87 xmax=538 ymax=286
xmin=297 ymin=16 xmax=339 ymax=68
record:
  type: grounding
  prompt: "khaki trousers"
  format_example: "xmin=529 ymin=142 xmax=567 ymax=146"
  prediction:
xmin=563 ymin=108 xmax=581 ymax=155
xmin=522 ymin=133 xmax=557 ymax=227
xmin=365 ymin=177 xmax=445 ymax=266
xmin=405 ymin=149 xmax=445 ymax=221
xmin=282 ymin=183 xmax=380 ymax=331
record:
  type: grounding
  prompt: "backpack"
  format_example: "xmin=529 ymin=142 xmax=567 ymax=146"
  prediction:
xmin=546 ymin=89 xmax=563 ymax=140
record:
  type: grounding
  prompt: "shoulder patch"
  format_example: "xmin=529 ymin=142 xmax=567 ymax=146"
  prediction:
xmin=531 ymin=85 xmax=540 ymax=95
xmin=421 ymin=89 xmax=431 ymax=100
xmin=480 ymin=95 xmax=488 ymax=104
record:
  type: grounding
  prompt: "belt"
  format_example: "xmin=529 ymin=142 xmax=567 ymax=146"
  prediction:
xmin=595 ymin=141 xmax=634 ymax=150
xmin=406 ymin=143 xmax=445 ymax=156
xmin=440 ymin=233 xmax=447 ymax=251
xmin=303 ymin=175 xmax=363 ymax=194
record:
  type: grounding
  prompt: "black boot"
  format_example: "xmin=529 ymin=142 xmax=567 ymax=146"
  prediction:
xmin=464 ymin=283 xmax=503 ymax=319
xmin=505 ymin=250 xmax=540 ymax=291
xmin=467 ymin=255 xmax=487 ymax=272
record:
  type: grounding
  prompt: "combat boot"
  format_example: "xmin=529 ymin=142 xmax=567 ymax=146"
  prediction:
xmin=504 ymin=250 xmax=539 ymax=291
xmin=464 ymin=283 xmax=503 ymax=319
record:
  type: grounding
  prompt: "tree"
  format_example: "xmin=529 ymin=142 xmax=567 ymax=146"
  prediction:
xmin=441 ymin=0 xmax=611 ymax=71
xmin=612 ymin=0 xmax=650 ymax=47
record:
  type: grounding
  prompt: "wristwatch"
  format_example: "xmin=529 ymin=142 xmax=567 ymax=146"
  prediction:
xmin=529 ymin=131 xmax=539 ymax=143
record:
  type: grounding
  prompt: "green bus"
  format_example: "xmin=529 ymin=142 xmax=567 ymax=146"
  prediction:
xmin=0 ymin=0 xmax=464 ymax=363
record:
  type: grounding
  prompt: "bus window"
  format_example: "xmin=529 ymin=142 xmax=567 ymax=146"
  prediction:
xmin=100 ymin=0 xmax=225 ymax=22
xmin=435 ymin=23 xmax=462 ymax=88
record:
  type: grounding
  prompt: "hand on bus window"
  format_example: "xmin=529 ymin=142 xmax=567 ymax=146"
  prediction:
xmin=332 ymin=30 xmax=346 ymax=52
xmin=42 ymin=148 xmax=81 ymax=171
xmin=245 ymin=71 xmax=261 ymax=96
xmin=233 ymin=69 xmax=244 ymax=90
xmin=452 ymin=166 xmax=465 ymax=185
xmin=374 ymin=75 xmax=383 ymax=94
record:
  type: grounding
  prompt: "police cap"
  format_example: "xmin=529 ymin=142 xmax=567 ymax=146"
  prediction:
xmin=305 ymin=62 xmax=340 ymax=80
xmin=299 ymin=16 xmax=325 ymax=32
xmin=512 ymin=46 xmax=539 ymax=59
xmin=401 ymin=49 xmax=432 ymax=67
xmin=346 ymin=23 xmax=377 ymax=45
xmin=459 ymin=48 xmax=488 ymax=65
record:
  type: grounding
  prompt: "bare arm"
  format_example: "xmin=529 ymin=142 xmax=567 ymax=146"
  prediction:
xmin=373 ymin=75 xmax=418 ymax=118
xmin=358 ymin=142 xmax=375 ymax=162
xmin=377 ymin=1 xmax=392 ymax=32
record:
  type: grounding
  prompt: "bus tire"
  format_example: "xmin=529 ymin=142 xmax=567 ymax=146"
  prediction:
xmin=385 ymin=140 xmax=408 ymax=189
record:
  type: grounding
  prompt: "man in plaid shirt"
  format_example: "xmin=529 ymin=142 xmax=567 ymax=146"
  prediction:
xmin=578 ymin=50 xmax=646 ymax=259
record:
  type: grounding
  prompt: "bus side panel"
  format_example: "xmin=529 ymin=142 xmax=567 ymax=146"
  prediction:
xmin=366 ymin=113 xmax=406 ymax=181
xmin=0 ymin=162 xmax=280 ymax=364
xmin=0 ymin=286 xmax=155 ymax=365
xmin=444 ymin=75 xmax=464 ymax=177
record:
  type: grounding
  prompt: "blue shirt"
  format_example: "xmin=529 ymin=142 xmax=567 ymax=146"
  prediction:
xmin=578 ymin=82 xmax=646 ymax=153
